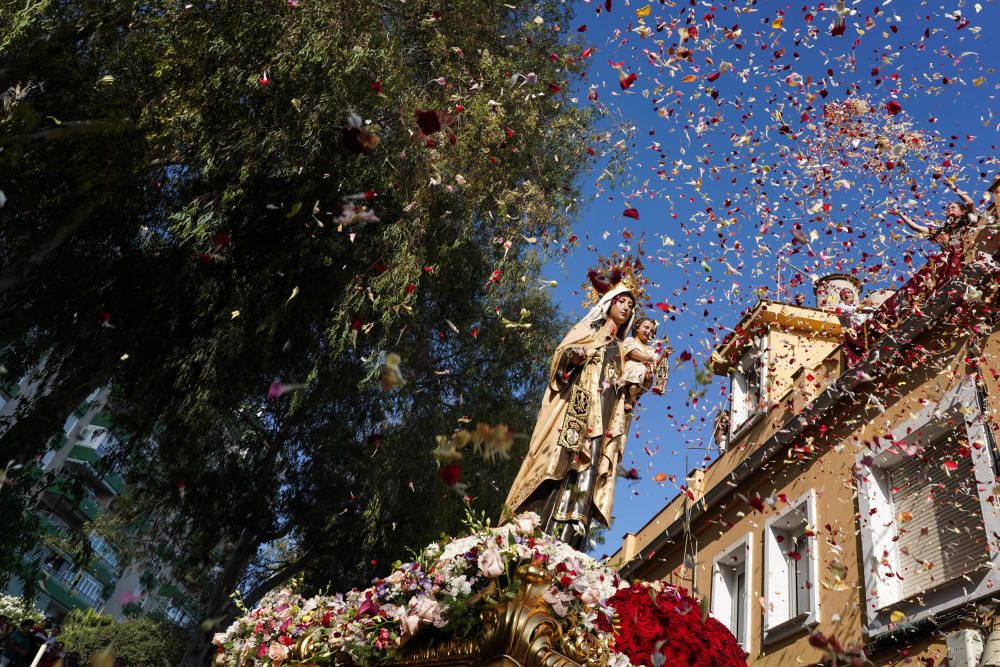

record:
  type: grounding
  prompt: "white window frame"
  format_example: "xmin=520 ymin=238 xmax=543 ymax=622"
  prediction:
xmin=856 ymin=377 xmax=1000 ymax=637
xmin=763 ymin=489 xmax=819 ymax=643
xmin=79 ymin=424 xmax=116 ymax=456
xmin=88 ymin=533 xmax=119 ymax=569
xmin=75 ymin=573 xmax=103 ymax=604
xmin=729 ymin=335 xmax=769 ymax=438
xmin=711 ymin=533 xmax=753 ymax=653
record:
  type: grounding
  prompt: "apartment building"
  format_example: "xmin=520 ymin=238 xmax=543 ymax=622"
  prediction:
xmin=2 ymin=383 xmax=195 ymax=627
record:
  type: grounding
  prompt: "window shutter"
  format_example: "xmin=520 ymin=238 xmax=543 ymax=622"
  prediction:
xmin=757 ymin=334 xmax=769 ymax=406
xmin=888 ymin=432 xmax=988 ymax=599
xmin=730 ymin=372 xmax=749 ymax=434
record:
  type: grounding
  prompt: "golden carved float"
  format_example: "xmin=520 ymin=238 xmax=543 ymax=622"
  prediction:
xmin=292 ymin=565 xmax=611 ymax=667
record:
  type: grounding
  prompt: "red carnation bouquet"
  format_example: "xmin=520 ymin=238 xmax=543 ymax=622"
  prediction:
xmin=599 ymin=583 xmax=747 ymax=667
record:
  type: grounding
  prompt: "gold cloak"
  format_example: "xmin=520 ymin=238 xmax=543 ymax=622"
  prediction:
xmin=505 ymin=286 xmax=640 ymax=528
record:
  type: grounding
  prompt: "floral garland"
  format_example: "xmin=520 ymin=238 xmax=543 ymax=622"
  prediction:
xmin=213 ymin=512 xmax=628 ymax=666
xmin=213 ymin=513 xmax=743 ymax=667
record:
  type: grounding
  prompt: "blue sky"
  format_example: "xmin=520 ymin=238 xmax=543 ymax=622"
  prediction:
xmin=536 ymin=0 xmax=1000 ymax=555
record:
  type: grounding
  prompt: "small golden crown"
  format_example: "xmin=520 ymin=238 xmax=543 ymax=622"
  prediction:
xmin=582 ymin=251 xmax=651 ymax=308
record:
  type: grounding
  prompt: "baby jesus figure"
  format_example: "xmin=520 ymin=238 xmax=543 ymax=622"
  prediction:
xmin=621 ymin=317 xmax=669 ymax=412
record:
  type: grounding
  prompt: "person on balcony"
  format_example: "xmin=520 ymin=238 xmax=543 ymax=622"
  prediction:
xmin=891 ymin=180 xmax=980 ymax=251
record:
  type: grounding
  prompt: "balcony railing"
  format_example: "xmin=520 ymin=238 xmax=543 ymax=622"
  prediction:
xmin=50 ymin=473 xmax=113 ymax=517
xmin=37 ymin=511 xmax=71 ymax=537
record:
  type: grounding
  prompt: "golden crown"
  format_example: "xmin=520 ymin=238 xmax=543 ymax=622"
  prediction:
xmin=581 ymin=251 xmax=651 ymax=308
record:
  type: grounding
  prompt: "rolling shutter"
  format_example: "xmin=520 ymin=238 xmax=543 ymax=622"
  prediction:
xmin=888 ymin=431 xmax=988 ymax=599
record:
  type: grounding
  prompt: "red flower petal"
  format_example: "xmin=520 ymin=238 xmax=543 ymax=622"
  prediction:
xmin=415 ymin=110 xmax=442 ymax=134
xmin=622 ymin=208 xmax=640 ymax=219
xmin=886 ymin=100 xmax=902 ymax=115
xmin=438 ymin=463 xmax=462 ymax=487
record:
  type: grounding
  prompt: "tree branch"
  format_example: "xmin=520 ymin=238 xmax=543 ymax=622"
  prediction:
xmin=0 ymin=193 xmax=109 ymax=296
xmin=242 ymin=551 xmax=316 ymax=609
xmin=0 ymin=118 xmax=135 ymax=146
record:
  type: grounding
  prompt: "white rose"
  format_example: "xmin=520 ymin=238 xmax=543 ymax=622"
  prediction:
xmin=513 ymin=512 xmax=541 ymax=535
xmin=478 ymin=548 xmax=506 ymax=578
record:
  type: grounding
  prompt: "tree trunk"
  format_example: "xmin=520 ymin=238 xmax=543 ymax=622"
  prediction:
xmin=180 ymin=530 xmax=258 ymax=667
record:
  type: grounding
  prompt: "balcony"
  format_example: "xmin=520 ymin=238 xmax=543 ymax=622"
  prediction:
xmin=63 ymin=445 xmax=126 ymax=495
xmin=34 ymin=560 xmax=107 ymax=612
xmin=41 ymin=474 xmax=113 ymax=521
xmin=38 ymin=511 xmax=70 ymax=538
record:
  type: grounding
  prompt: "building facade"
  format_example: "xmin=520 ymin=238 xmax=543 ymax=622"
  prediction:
xmin=2 ymin=382 xmax=195 ymax=626
xmin=611 ymin=179 xmax=1000 ymax=665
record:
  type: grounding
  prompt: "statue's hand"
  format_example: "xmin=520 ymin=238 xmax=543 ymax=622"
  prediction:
xmin=567 ymin=347 xmax=587 ymax=366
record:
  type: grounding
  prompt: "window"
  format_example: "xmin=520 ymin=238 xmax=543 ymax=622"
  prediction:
xmin=856 ymin=378 xmax=1000 ymax=637
xmin=711 ymin=534 xmax=752 ymax=652
xmin=763 ymin=490 xmax=819 ymax=642
xmin=75 ymin=573 xmax=103 ymax=604
xmin=730 ymin=336 xmax=768 ymax=436
xmin=166 ymin=603 xmax=194 ymax=627
xmin=79 ymin=424 xmax=115 ymax=455
xmin=89 ymin=533 xmax=119 ymax=569
xmin=887 ymin=431 xmax=984 ymax=598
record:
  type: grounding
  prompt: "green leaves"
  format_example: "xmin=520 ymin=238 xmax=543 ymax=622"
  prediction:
xmin=1 ymin=0 xmax=592 ymax=660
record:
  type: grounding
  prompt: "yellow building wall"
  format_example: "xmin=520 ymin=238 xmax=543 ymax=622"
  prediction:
xmin=767 ymin=328 xmax=842 ymax=409
xmin=615 ymin=308 xmax=1000 ymax=666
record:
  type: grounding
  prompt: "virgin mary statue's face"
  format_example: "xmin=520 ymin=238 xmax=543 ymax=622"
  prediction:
xmin=608 ymin=294 xmax=634 ymax=326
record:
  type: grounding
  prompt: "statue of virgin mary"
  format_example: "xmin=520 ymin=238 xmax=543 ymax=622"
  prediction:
xmin=504 ymin=284 xmax=649 ymax=549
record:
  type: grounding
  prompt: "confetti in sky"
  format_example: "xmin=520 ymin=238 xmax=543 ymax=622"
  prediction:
xmin=534 ymin=0 xmax=1000 ymax=552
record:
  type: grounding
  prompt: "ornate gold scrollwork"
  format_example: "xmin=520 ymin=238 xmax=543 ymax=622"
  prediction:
xmin=391 ymin=567 xmax=610 ymax=667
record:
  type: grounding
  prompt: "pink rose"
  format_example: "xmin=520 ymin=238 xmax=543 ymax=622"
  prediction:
xmin=513 ymin=512 xmax=541 ymax=535
xmin=414 ymin=597 xmax=440 ymax=624
xmin=267 ymin=641 xmax=289 ymax=664
xmin=401 ymin=613 xmax=421 ymax=636
xmin=478 ymin=548 xmax=506 ymax=578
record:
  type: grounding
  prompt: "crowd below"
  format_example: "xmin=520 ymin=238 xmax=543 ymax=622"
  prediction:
xmin=0 ymin=615 xmax=129 ymax=667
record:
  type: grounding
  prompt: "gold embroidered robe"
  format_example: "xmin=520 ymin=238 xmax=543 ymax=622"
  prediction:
xmin=504 ymin=286 xmax=642 ymax=529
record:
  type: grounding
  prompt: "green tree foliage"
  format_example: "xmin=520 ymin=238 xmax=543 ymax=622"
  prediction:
xmin=1 ymin=0 xmax=593 ymax=663
xmin=60 ymin=611 xmax=187 ymax=667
